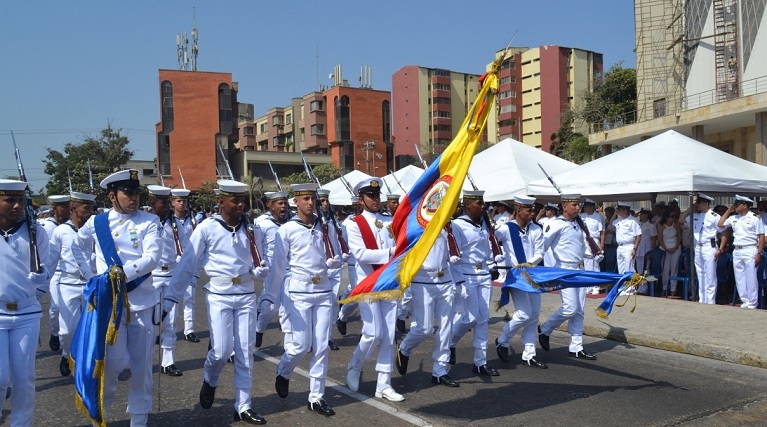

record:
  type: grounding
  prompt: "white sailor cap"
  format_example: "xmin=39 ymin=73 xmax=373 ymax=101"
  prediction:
xmin=147 ymin=185 xmax=172 ymax=198
xmin=317 ymin=189 xmax=331 ymax=199
xmin=349 ymin=195 xmax=359 ymax=203
xmin=70 ymin=191 xmax=97 ymax=204
xmin=560 ymin=194 xmax=581 ymax=203
xmin=0 ymin=179 xmax=27 ymax=196
xmin=100 ymin=169 xmax=141 ymax=191
xmin=291 ymin=183 xmax=319 ymax=196
xmin=39 ymin=208 xmax=52 ymax=215
xmin=171 ymin=188 xmax=191 ymax=199
xmin=217 ymin=180 xmax=248 ymax=196
xmin=514 ymin=195 xmax=536 ymax=207
xmin=354 ymin=178 xmax=383 ymax=195
xmin=462 ymin=190 xmax=485 ymax=201
xmin=696 ymin=193 xmax=714 ymax=203
xmin=669 ymin=198 xmax=679 ymax=205
xmin=545 ymin=202 xmax=558 ymax=210
xmin=387 ymin=193 xmax=401 ymax=201
xmin=48 ymin=195 xmax=70 ymax=205
xmin=583 ymin=198 xmax=596 ymax=205
xmin=495 ymin=200 xmax=510 ymax=208
xmin=735 ymin=194 xmax=755 ymax=204
xmin=267 ymin=191 xmax=289 ymax=200
xmin=616 ymin=201 xmax=631 ymax=209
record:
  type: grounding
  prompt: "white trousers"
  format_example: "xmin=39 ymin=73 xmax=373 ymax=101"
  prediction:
xmin=204 ymin=291 xmax=256 ymax=413
xmin=540 ymin=281 xmax=586 ymax=353
xmin=399 ymin=282 xmax=454 ymax=376
xmin=498 ymin=289 xmax=541 ymax=361
xmin=338 ymin=263 xmax=358 ymax=322
xmin=450 ymin=274 xmax=492 ymax=367
xmin=0 ymin=311 xmax=41 ymax=427
xmin=183 ymin=282 xmax=197 ymax=335
xmin=154 ymin=277 xmax=179 ymax=367
xmin=58 ymin=283 xmax=86 ymax=357
xmin=733 ymin=246 xmax=758 ymax=308
xmin=348 ymin=299 xmax=398 ymax=388
xmin=329 ymin=267 xmax=342 ymax=336
xmin=694 ymin=245 xmax=717 ymax=304
xmin=277 ymin=290 xmax=332 ymax=403
xmin=398 ymin=287 xmax=413 ymax=320
xmin=103 ymin=307 xmax=155 ymax=417
xmin=48 ymin=272 xmax=61 ymax=337
xmin=617 ymin=245 xmax=635 ymax=274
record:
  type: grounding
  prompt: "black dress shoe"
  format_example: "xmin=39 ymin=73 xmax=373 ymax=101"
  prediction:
xmin=538 ymin=326 xmax=550 ymax=351
xmin=208 ymin=340 xmax=212 ymax=351
xmin=336 ymin=319 xmax=347 ymax=336
xmin=525 ymin=358 xmax=549 ymax=369
xmin=328 ymin=339 xmax=339 ymax=351
xmin=396 ymin=318 xmax=407 ymax=334
xmin=185 ymin=332 xmax=200 ymax=343
xmin=255 ymin=332 xmax=263 ymax=348
xmin=233 ymin=409 xmax=267 ymax=425
xmin=275 ymin=374 xmax=289 ymax=398
xmin=431 ymin=374 xmax=460 ymax=387
xmin=60 ymin=356 xmax=71 ymax=377
xmin=199 ymin=381 xmax=216 ymax=409
xmin=161 ymin=364 xmax=183 ymax=376
xmin=155 ymin=335 xmax=160 ymax=345
xmin=308 ymin=399 xmax=335 ymax=416
xmin=5 ymin=387 xmax=10 ymax=400
xmin=49 ymin=335 xmax=60 ymax=351
xmin=473 ymin=364 xmax=500 ymax=376
xmin=569 ymin=350 xmax=597 ymax=360
xmin=448 ymin=347 xmax=456 ymax=365
xmin=396 ymin=344 xmax=409 ymax=376
xmin=227 ymin=354 xmax=235 ymax=363
xmin=495 ymin=338 xmax=509 ymax=363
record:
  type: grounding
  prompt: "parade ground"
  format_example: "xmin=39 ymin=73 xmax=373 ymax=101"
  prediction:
xmin=8 ymin=278 xmax=767 ymax=427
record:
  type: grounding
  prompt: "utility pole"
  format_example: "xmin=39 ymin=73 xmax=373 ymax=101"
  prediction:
xmin=362 ymin=140 xmax=376 ymax=175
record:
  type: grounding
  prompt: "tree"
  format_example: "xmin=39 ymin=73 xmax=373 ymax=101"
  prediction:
xmin=579 ymin=63 xmax=637 ymax=132
xmin=240 ymin=172 xmax=265 ymax=212
xmin=190 ymin=181 xmax=217 ymax=212
xmin=280 ymin=163 xmax=341 ymax=189
xmin=43 ymin=126 xmax=134 ymax=200
xmin=549 ymin=111 xmax=598 ymax=164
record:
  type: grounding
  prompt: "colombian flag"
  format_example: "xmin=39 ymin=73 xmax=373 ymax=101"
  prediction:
xmin=342 ymin=56 xmax=503 ymax=303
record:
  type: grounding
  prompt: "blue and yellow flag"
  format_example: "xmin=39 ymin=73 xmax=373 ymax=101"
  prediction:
xmin=342 ymin=57 xmax=502 ymax=303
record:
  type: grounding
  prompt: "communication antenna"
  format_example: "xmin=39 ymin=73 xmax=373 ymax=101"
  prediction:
xmin=359 ymin=65 xmax=372 ymax=88
xmin=175 ymin=8 xmax=199 ymax=71
xmin=191 ymin=7 xmax=199 ymax=71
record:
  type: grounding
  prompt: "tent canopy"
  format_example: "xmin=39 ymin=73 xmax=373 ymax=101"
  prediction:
xmin=527 ymin=130 xmax=767 ymax=201
xmin=462 ymin=138 xmax=577 ymax=202
xmin=323 ymin=170 xmax=372 ymax=205
xmin=381 ymin=165 xmax=425 ymax=198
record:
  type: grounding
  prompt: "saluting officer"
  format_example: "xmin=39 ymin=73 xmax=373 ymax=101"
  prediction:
xmin=42 ymin=194 xmax=70 ymax=352
xmin=718 ymin=195 xmax=764 ymax=309
xmin=679 ymin=193 xmax=722 ymax=303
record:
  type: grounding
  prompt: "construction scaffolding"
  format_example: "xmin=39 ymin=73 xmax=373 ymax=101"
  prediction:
xmin=713 ymin=0 xmax=740 ymax=102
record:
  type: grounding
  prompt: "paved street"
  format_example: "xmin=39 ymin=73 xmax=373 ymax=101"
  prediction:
xmin=4 ymin=279 xmax=767 ymax=426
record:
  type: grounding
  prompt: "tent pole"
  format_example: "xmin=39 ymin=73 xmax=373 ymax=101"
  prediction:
xmin=689 ymin=192 xmax=696 ymax=300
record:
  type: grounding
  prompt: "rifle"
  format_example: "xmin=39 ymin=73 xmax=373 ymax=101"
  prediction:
xmin=414 ymin=144 xmax=428 ymax=169
xmin=389 ymin=169 xmax=407 ymax=193
xmin=537 ymin=164 xmax=602 ymax=257
xmin=268 ymin=160 xmax=283 ymax=191
xmin=177 ymin=167 xmax=197 ymax=229
xmin=67 ymin=168 xmax=73 ymax=192
xmin=12 ymin=131 xmax=41 ymax=273
xmin=465 ymin=173 xmax=502 ymax=257
xmin=300 ymin=154 xmax=337 ymax=259
xmin=87 ymin=158 xmax=94 ymax=193
xmin=216 ymin=141 xmax=234 ymax=180
xmin=337 ymin=172 xmax=355 ymax=195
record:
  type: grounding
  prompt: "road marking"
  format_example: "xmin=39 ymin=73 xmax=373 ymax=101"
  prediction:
xmin=253 ymin=350 xmax=432 ymax=427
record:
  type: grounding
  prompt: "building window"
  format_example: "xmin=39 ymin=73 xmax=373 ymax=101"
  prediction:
xmin=273 ymin=136 xmax=286 ymax=147
xmin=335 ymin=96 xmax=350 ymax=141
xmin=432 ymin=97 xmax=451 ymax=104
xmin=433 ymin=69 xmax=450 ymax=77
xmin=433 ymin=83 xmax=450 ymax=91
xmin=285 ymin=114 xmax=292 ymax=125
xmin=161 ymin=81 xmax=173 ymax=133
xmin=259 ymin=123 xmax=267 ymax=133
xmin=653 ymin=98 xmax=666 ymax=118
xmin=339 ymin=141 xmax=354 ymax=170
xmin=310 ymin=100 xmax=324 ymax=112
xmin=382 ymin=100 xmax=391 ymax=143
xmin=272 ymin=115 xmax=283 ymax=126
xmin=157 ymin=134 xmax=170 ymax=176
xmin=311 ymin=124 xmax=325 ymax=135
xmin=218 ymin=84 xmax=233 ymax=134
xmin=243 ymin=126 xmax=254 ymax=136
xmin=433 ymin=110 xmax=451 ymax=118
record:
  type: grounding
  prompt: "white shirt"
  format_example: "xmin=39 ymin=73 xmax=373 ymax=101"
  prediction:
xmin=687 ymin=209 xmax=722 ymax=245
xmin=493 ymin=210 xmax=511 ymax=225
xmin=49 ymin=221 xmax=94 ymax=284
xmin=722 ymin=211 xmax=763 ymax=247
xmin=153 ymin=216 xmax=180 ymax=278
xmin=580 ymin=213 xmax=604 ymax=257
xmin=613 ymin=216 xmax=642 ymax=245
xmin=345 ymin=210 xmax=395 ymax=284
xmin=543 ymin=216 xmax=586 ymax=266
xmin=78 ymin=209 xmax=161 ymax=310
xmin=451 ymin=215 xmax=493 ymax=275
xmin=0 ymin=221 xmax=49 ymax=315
xmin=636 ymin=220 xmax=657 ymax=255
xmin=413 ymin=231 xmax=453 ymax=284
xmin=494 ymin=219 xmax=544 ymax=266
xmin=341 ymin=215 xmax=357 ymax=265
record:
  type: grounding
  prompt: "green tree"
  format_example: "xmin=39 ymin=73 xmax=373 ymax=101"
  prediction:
xmin=549 ymin=111 xmax=597 ymax=164
xmin=190 ymin=181 xmax=217 ymax=212
xmin=43 ymin=126 xmax=134 ymax=200
xmin=579 ymin=63 xmax=637 ymax=131
xmin=280 ymin=163 xmax=341 ymax=189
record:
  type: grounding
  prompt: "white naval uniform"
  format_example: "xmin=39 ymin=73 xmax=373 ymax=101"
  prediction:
xmin=495 ymin=220 xmax=544 ymax=361
xmin=613 ymin=216 xmax=642 ymax=274
xmin=580 ymin=212 xmax=604 ymax=272
xmin=41 ymin=217 xmax=61 ymax=339
xmin=152 ymin=216 xmax=182 ymax=368
xmin=493 ymin=210 xmax=511 ymax=225
xmin=269 ymin=215 xmax=341 ymax=403
xmin=346 ymin=210 xmax=397 ymax=392
xmin=687 ymin=210 xmax=722 ymax=304
xmin=449 ymin=215 xmax=494 ymax=368
xmin=722 ymin=211 xmax=763 ymax=308
xmin=338 ymin=215 xmax=358 ymax=319
xmin=327 ymin=215 xmax=345 ymax=337
xmin=538 ymin=216 xmax=555 ymax=266
xmin=539 ymin=216 xmax=588 ymax=353
xmin=254 ymin=215 xmax=287 ymax=334
xmin=0 ymin=221 xmax=49 ymax=427
xmin=636 ymin=219 xmax=657 ymax=273
xmin=174 ymin=214 xmax=198 ymax=336
xmin=399 ymin=231 xmax=454 ymax=376
xmin=78 ymin=210 xmax=161 ymax=421
xmin=48 ymin=221 xmax=94 ymax=359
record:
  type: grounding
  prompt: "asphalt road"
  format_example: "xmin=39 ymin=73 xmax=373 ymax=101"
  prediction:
xmin=5 ymin=282 xmax=767 ymax=426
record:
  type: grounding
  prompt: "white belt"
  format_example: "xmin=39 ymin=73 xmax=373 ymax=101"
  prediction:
xmin=0 ymin=296 xmax=38 ymax=312
xmin=556 ymin=261 xmax=582 ymax=269
xmin=618 ymin=242 xmax=634 ymax=247
xmin=209 ymin=273 xmax=254 ymax=285
xmin=291 ymin=271 xmax=329 ymax=284
xmin=734 ymin=244 xmax=757 ymax=250
xmin=59 ymin=271 xmax=85 ymax=281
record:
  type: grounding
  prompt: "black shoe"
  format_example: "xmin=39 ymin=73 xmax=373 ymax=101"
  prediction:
xmin=525 ymin=358 xmax=549 ymax=369
xmin=473 ymin=364 xmax=500 ymax=376
xmin=208 ymin=340 xmax=212 ymax=351
xmin=161 ymin=364 xmax=183 ymax=376
xmin=255 ymin=332 xmax=263 ymax=348
xmin=336 ymin=319 xmax=347 ymax=336
xmin=569 ymin=350 xmax=597 ymax=360
xmin=495 ymin=338 xmax=509 ymax=363
xmin=448 ymin=347 xmax=456 ymax=365
xmin=396 ymin=343 xmax=409 ymax=376
xmin=60 ymin=356 xmax=71 ymax=377
xmin=199 ymin=381 xmax=216 ymax=409
xmin=49 ymin=335 xmax=60 ymax=351
xmin=155 ymin=335 xmax=160 ymax=345
xmin=275 ymin=375 xmax=289 ymax=398
xmin=328 ymin=339 xmax=339 ymax=351
xmin=185 ymin=332 xmax=200 ymax=343
xmin=431 ymin=374 xmax=460 ymax=387
xmin=233 ymin=409 xmax=267 ymax=425
xmin=308 ymin=399 xmax=335 ymax=416
xmin=538 ymin=326 xmax=550 ymax=351
xmin=4 ymin=387 xmax=10 ymax=400
xmin=396 ymin=318 xmax=407 ymax=334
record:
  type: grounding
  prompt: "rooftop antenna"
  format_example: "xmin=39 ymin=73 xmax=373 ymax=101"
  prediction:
xmin=176 ymin=31 xmax=189 ymax=70
xmin=191 ymin=7 xmax=199 ymax=71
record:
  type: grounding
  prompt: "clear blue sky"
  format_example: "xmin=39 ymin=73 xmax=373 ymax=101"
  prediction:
xmin=0 ymin=0 xmax=635 ymax=192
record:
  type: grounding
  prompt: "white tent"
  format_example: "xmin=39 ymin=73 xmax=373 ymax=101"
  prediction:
xmin=323 ymin=170 xmax=372 ymax=205
xmin=462 ymin=138 xmax=577 ymax=202
xmin=381 ymin=165 xmax=425 ymax=198
xmin=527 ymin=130 xmax=767 ymax=201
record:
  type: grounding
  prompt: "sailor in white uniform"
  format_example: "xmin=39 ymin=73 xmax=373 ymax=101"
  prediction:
xmin=580 ymin=198 xmax=605 ymax=294
xmin=169 ymin=188 xmax=201 ymax=343
xmin=613 ymin=201 xmax=642 ymax=277
xmin=679 ymin=193 xmax=722 ymax=304
xmin=718 ymin=195 xmax=764 ymax=309
xmin=0 ymin=179 xmax=50 ymax=427
xmin=42 ymin=194 xmax=70 ymax=352
xmin=78 ymin=170 xmax=162 ymax=427
xmin=318 ymin=188 xmax=346 ymax=351
xmin=337 ymin=196 xmax=360 ymax=329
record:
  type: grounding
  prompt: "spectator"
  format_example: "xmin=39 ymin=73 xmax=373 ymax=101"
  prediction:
xmin=657 ymin=207 xmax=682 ymax=296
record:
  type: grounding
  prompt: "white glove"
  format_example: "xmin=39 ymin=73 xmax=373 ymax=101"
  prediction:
xmin=326 ymin=255 xmax=342 ymax=269
xmin=458 ymin=283 xmax=469 ymax=300
xmin=259 ymin=260 xmax=267 ymax=267
xmin=253 ymin=266 xmax=270 ymax=278
xmin=449 ymin=255 xmax=461 ymax=265
xmin=594 ymin=253 xmax=605 ymax=263
xmin=342 ymin=253 xmax=350 ymax=262
xmin=28 ymin=265 xmax=49 ymax=285
xmin=494 ymin=254 xmax=505 ymax=263
xmin=176 ymin=255 xmax=182 ymax=264
xmin=35 ymin=289 xmax=45 ymax=302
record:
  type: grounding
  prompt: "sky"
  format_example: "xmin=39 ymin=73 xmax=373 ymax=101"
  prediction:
xmin=0 ymin=0 xmax=636 ymax=192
